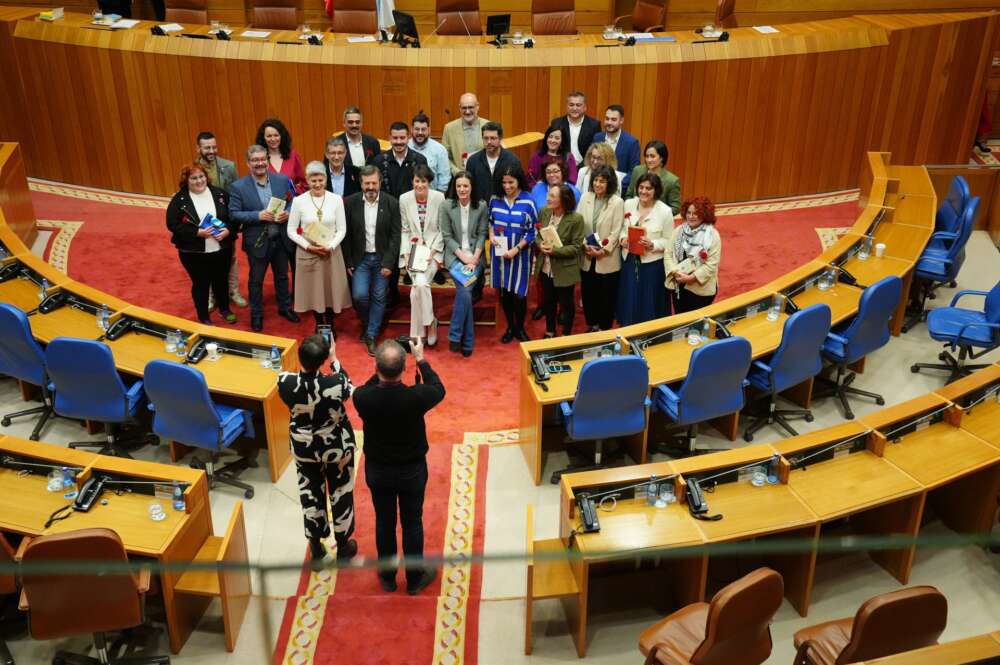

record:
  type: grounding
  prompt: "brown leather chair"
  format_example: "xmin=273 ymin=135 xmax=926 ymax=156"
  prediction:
xmin=436 ymin=0 xmax=482 ymax=36
xmin=252 ymin=0 xmax=298 ymax=30
xmin=164 ymin=0 xmax=207 ymax=24
xmin=330 ymin=0 xmax=377 ymax=34
xmin=614 ymin=0 xmax=665 ymax=33
xmin=532 ymin=0 xmax=575 ymax=35
xmin=19 ymin=528 xmax=169 ymax=665
xmin=792 ymin=586 xmax=948 ymax=665
xmin=1 ymin=533 xmax=20 ymax=665
xmin=715 ymin=0 xmax=736 ymax=29
xmin=638 ymin=567 xmax=783 ymax=665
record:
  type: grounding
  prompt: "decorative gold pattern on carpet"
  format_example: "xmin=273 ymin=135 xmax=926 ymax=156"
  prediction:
xmin=815 ymin=227 xmax=852 ymax=251
xmin=717 ymin=191 xmax=858 ymax=216
xmin=463 ymin=430 xmax=519 ymax=446
xmin=280 ymin=569 xmax=338 ymax=665
xmin=37 ymin=220 xmax=83 ymax=273
xmin=29 ymin=180 xmax=169 ymax=208
xmin=971 ymin=139 xmax=1000 ymax=166
xmin=432 ymin=443 xmax=480 ymax=665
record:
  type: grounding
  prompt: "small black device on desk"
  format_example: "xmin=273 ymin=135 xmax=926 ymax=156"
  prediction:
xmin=38 ymin=291 xmax=68 ymax=314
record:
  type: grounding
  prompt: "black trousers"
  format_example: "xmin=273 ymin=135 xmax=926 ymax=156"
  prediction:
xmin=247 ymin=240 xmax=291 ymax=319
xmin=581 ymin=264 xmax=619 ymax=330
xmin=365 ymin=457 xmax=428 ymax=586
xmin=295 ymin=458 xmax=354 ymax=544
xmin=178 ymin=247 xmax=232 ymax=322
xmin=672 ymin=287 xmax=717 ymax=314
xmin=540 ymin=273 xmax=575 ymax=336
xmin=499 ymin=289 xmax=527 ymax=334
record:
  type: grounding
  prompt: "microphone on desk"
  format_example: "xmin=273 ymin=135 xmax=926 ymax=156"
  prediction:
xmin=457 ymin=11 xmax=472 ymax=37
xmin=693 ymin=31 xmax=729 ymax=44
xmin=614 ymin=334 xmax=626 ymax=354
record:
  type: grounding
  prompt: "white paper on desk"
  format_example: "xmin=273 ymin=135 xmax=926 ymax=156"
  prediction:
xmin=110 ymin=18 xmax=139 ymax=29
xmin=625 ymin=32 xmax=654 ymax=39
xmin=157 ymin=23 xmax=183 ymax=32
xmin=347 ymin=34 xmax=376 ymax=42
xmin=753 ymin=25 xmax=779 ymax=33
xmin=241 ymin=30 xmax=271 ymax=38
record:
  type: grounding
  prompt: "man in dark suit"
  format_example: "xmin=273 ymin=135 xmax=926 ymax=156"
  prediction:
xmin=343 ymin=165 xmax=402 ymax=356
xmin=323 ymin=136 xmax=360 ymax=198
xmin=342 ymin=106 xmax=381 ymax=173
xmin=549 ymin=91 xmax=601 ymax=166
xmin=228 ymin=144 xmax=301 ymax=332
xmin=466 ymin=122 xmax=522 ymax=205
xmin=593 ymin=104 xmax=642 ymax=190
xmin=371 ymin=122 xmax=428 ymax=199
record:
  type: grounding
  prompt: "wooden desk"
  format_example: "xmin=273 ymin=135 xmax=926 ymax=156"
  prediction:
xmin=935 ymin=364 xmax=1000 ymax=449
xmin=792 ymin=282 xmax=864 ymax=326
xmin=872 ymin=222 xmax=933 ymax=262
xmin=0 ymin=436 xmax=213 ymax=653
xmin=850 ymin=631 xmax=1000 ymax=664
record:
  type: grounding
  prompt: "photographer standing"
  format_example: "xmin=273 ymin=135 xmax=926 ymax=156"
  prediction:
xmin=353 ymin=337 xmax=445 ymax=594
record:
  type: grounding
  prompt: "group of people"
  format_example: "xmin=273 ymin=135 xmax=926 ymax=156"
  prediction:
xmin=166 ymin=91 xmax=722 ymax=353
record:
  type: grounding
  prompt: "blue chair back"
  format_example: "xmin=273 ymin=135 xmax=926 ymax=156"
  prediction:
xmin=675 ymin=336 xmax=752 ymax=424
xmin=934 ymin=176 xmax=969 ymax=235
xmin=0 ymin=304 xmax=47 ymax=387
xmin=46 ymin=338 xmax=131 ymax=423
xmin=917 ymin=196 xmax=978 ymax=282
xmin=567 ymin=355 xmax=649 ymax=440
xmin=836 ymin=276 xmax=902 ymax=365
xmin=143 ymin=360 xmax=224 ymax=450
xmin=985 ymin=280 xmax=1000 ymax=327
xmin=768 ymin=304 xmax=832 ymax=393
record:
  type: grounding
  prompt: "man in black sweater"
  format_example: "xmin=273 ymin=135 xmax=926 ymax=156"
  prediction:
xmin=353 ymin=336 xmax=445 ymax=595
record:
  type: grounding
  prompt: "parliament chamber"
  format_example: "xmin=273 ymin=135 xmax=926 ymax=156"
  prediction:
xmin=0 ymin=1 xmax=998 ymax=664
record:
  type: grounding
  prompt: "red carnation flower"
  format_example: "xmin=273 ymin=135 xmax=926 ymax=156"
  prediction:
xmin=699 ymin=250 xmax=708 ymax=261
xmin=624 ymin=212 xmax=632 ymax=219
xmin=181 ymin=214 xmax=190 ymax=224
xmin=462 ymin=152 xmax=468 ymax=159
xmin=494 ymin=226 xmax=503 ymax=235
xmin=410 ymin=236 xmax=419 ymax=244
xmin=285 ymin=191 xmax=293 ymax=201
xmin=365 ymin=149 xmax=373 ymax=157
xmin=601 ymin=238 xmax=609 ymax=246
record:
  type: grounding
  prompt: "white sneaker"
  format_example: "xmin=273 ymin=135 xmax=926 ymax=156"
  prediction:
xmin=426 ymin=319 xmax=438 ymax=347
xmin=207 ymin=293 xmax=216 ymax=312
xmin=230 ymin=291 xmax=248 ymax=308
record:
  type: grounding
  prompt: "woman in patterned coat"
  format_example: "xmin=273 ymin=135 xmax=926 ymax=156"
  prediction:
xmin=277 ymin=334 xmax=358 ymax=565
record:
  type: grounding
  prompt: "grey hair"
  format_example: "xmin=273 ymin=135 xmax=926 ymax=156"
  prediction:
xmin=305 ymin=160 xmax=326 ymax=177
xmin=246 ymin=144 xmax=267 ymax=161
xmin=375 ymin=340 xmax=406 ymax=379
xmin=326 ymin=136 xmax=348 ymax=151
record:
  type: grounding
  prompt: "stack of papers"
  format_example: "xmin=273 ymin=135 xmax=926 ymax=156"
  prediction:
xmin=346 ymin=34 xmax=376 ymax=43
xmin=157 ymin=23 xmax=183 ymax=32
xmin=753 ymin=25 xmax=779 ymax=34
xmin=241 ymin=30 xmax=271 ymax=38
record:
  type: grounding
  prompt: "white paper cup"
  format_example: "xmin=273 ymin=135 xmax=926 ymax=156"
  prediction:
xmin=205 ymin=342 xmax=219 ymax=361
xmin=875 ymin=242 xmax=886 ymax=258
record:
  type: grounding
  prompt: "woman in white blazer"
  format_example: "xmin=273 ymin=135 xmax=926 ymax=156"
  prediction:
xmin=399 ymin=165 xmax=446 ymax=344
xmin=616 ymin=171 xmax=673 ymax=325
xmin=577 ymin=165 xmax=625 ymax=332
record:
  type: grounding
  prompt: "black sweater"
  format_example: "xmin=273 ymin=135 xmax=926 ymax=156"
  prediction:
xmin=353 ymin=360 xmax=445 ymax=464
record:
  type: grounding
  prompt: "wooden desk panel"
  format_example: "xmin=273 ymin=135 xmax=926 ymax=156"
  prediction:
xmin=842 ymin=254 xmax=912 ymax=287
xmin=690 ymin=482 xmax=815 ymax=542
xmin=872 ymin=222 xmax=933 ymax=261
xmin=573 ymin=499 xmax=703 ymax=556
xmin=790 ymin=282 xmax=863 ymax=325
xmin=955 ymin=400 xmax=1000 ymax=449
xmin=0 ymin=143 xmax=36 ymax=247
xmin=881 ymin=424 xmax=1000 ymax=488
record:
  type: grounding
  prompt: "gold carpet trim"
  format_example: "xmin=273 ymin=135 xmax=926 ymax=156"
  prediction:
xmin=716 ymin=191 xmax=858 ymax=216
xmin=463 ymin=430 xmax=519 ymax=446
xmin=431 ymin=443 xmax=480 ymax=665
xmin=28 ymin=180 xmax=169 ymax=208
xmin=36 ymin=220 xmax=82 ymax=273
xmin=280 ymin=569 xmax=337 ymax=665
xmin=815 ymin=226 xmax=853 ymax=251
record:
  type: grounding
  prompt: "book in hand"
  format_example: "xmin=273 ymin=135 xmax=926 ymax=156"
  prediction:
xmin=302 ymin=221 xmax=334 ymax=248
xmin=200 ymin=213 xmax=226 ymax=238
xmin=585 ymin=232 xmax=602 ymax=250
xmin=266 ymin=197 xmax=287 ymax=217
xmin=407 ymin=243 xmax=431 ymax=272
xmin=493 ymin=235 xmax=509 ymax=258
xmin=539 ymin=225 xmax=563 ymax=249
xmin=449 ymin=260 xmax=478 ymax=288
xmin=627 ymin=225 xmax=646 ymax=256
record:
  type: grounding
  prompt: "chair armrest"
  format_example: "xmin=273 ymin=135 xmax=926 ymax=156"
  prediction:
xmin=950 ymin=289 xmax=989 ymax=307
xmin=136 ymin=566 xmax=152 ymax=594
xmin=955 ymin=321 xmax=1000 ymax=344
xmin=826 ymin=332 xmax=849 ymax=345
xmin=559 ymin=401 xmax=573 ymax=420
xmin=752 ymin=359 xmax=772 ymax=374
xmin=643 ymin=396 xmax=651 ymax=409
xmin=929 ymin=230 xmax=958 ymax=242
xmin=793 ymin=640 xmax=816 ymax=665
xmin=612 ymin=13 xmax=631 ymax=28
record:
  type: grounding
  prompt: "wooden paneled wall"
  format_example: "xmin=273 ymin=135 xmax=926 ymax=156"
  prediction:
xmin=0 ymin=12 xmax=994 ymax=204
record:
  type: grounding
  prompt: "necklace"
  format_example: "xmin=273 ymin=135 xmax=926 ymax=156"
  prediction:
xmin=310 ymin=191 xmax=326 ymax=223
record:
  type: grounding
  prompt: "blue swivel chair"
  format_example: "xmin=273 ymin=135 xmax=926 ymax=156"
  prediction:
xmin=143 ymin=360 xmax=257 ymax=499
xmin=901 ymin=196 xmax=979 ymax=333
xmin=45 ymin=338 xmax=158 ymax=458
xmin=653 ymin=336 xmax=753 ymax=455
xmin=744 ymin=304 xmax=832 ymax=441
xmin=815 ymin=276 xmax=902 ymax=419
xmin=911 ymin=279 xmax=1000 ymax=384
xmin=927 ymin=175 xmax=970 ymax=255
xmin=550 ymin=355 xmax=651 ymax=484
xmin=0 ymin=304 xmax=54 ymax=440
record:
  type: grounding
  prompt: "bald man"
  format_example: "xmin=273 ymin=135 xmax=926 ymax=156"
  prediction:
xmin=441 ymin=93 xmax=492 ymax=174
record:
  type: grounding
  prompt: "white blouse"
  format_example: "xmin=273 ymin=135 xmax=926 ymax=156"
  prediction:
xmin=190 ymin=188 xmax=220 ymax=253
xmin=287 ymin=190 xmax=347 ymax=251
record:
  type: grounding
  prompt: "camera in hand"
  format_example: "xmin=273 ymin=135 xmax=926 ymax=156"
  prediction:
xmin=395 ymin=333 xmax=417 ymax=353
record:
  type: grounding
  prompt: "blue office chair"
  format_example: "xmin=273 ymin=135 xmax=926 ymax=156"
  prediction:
xmin=45 ymin=338 xmax=158 ymax=458
xmin=814 ymin=276 xmax=902 ymax=419
xmin=911 ymin=279 xmax=1000 ymax=384
xmin=743 ymin=304 xmax=832 ymax=441
xmin=143 ymin=360 xmax=257 ymax=499
xmin=0 ymin=304 xmax=54 ymax=440
xmin=550 ymin=355 xmax=651 ymax=484
xmin=927 ymin=175 xmax=970 ymax=255
xmin=901 ymin=196 xmax=979 ymax=333
xmin=653 ymin=336 xmax=753 ymax=455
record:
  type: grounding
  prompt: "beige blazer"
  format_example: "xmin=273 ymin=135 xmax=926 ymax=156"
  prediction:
xmin=441 ymin=116 xmax=491 ymax=174
xmin=618 ymin=198 xmax=672 ymax=264
xmin=577 ymin=193 xmax=625 ymax=274
xmin=664 ymin=223 xmax=722 ymax=297
xmin=399 ymin=189 xmax=446 ymax=269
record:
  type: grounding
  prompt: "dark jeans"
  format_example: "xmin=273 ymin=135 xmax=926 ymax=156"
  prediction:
xmin=581 ymin=264 xmax=619 ymax=330
xmin=540 ymin=273 xmax=575 ymax=336
xmin=672 ymin=287 xmax=717 ymax=314
xmin=365 ymin=457 xmax=428 ymax=586
xmin=247 ymin=241 xmax=291 ymax=319
xmin=351 ymin=253 xmax=390 ymax=339
xmin=178 ymin=247 xmax=232 ymax=322
xmin=499 ymin=289 xmax=527 ymax=334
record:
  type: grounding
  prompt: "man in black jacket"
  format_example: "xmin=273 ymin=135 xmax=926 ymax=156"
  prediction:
xmin=465 ymin=121 xmax=522 ymax=205
xmin=323 ymin=136 xmax=360 ymax=198
xmin=343 ymin=166 xmax=401 ymax=356
xmin=342 ymin=106 xmax=380 ymax=172
xmin=354 ymin=336 xmax=445 ymax=595
xmin=549 ymin=91 xmax=600 ymax=165
xmin=371 ymin=121 xmax=427 ymax=199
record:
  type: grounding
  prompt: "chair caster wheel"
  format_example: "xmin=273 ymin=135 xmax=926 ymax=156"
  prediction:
xmin=911 ymin=365 xmax=920 ymax=373
xmin=805 ymin=414 xmax=814 ymax=422
xmin=938 ymin=352 xmax=948 ymax=361
xmin=743 ymin=433 xmax=753 ymax=442
xmin=1 ymin=417 xmax=10 ymax=426
xmin=876 ymin=397 xmax=885 ymax=405
xmin=845 ymin=411 xmax=855 ymax=420
xmin=244 ymin=489 xmax=254 ymax=499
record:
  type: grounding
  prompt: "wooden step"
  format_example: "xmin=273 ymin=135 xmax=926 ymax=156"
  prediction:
xmin=173 ymin=536 xmax=222 ymax=597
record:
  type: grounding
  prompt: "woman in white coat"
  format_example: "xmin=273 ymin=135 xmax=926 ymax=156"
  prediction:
xmin=399 ymin=164 xmax=446 ymax=345
xmin=577 ymin=165 xmax=625 ymax=332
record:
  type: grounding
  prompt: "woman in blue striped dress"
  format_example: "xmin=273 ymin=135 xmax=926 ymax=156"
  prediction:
xmin=489 ymin=164 xmax=537 ymax=343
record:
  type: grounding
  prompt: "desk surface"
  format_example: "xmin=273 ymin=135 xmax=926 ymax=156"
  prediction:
xmin=791 ymin=282 xmax=864 ymax=325
xmin=573 ymin=498 xmax=704 ymax=558
xmin=692 ymin=482 xmax=816 ymax=542
xmin=872 ymin=222 xmax=933 ymax=262
xmin=881 ymin=423 xmax=1000 ymax=489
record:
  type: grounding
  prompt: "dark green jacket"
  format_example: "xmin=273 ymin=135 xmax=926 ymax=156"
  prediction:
xmin=532 ymin=209 xmax=583 ymax=287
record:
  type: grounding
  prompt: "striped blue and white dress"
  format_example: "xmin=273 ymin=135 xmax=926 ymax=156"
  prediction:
xmin=489 ymin=193 xmax=538 ymax=297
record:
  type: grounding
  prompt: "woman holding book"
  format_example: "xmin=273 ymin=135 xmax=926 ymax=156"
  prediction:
xmin=287 ymin=161 xmax=351 ymax=334
xmin=665 ymin=196 xmax=721 ymax=313
xmin=400 ymin=165 xmax=446 ymax=346
xmin=616 ymin=172 xmax=671 ymax=326
xmin=440 ymin=170 xmax=488 ymax=357
xmin=534 ymin=184 xmax=584 ymax=338
xmin=578 ymin=165 xmax=625 ymax=332
xmin=165 ymin=162 xmax=238 ymax=326
xmin=489 ymin=163 xmax=537 ymax=343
